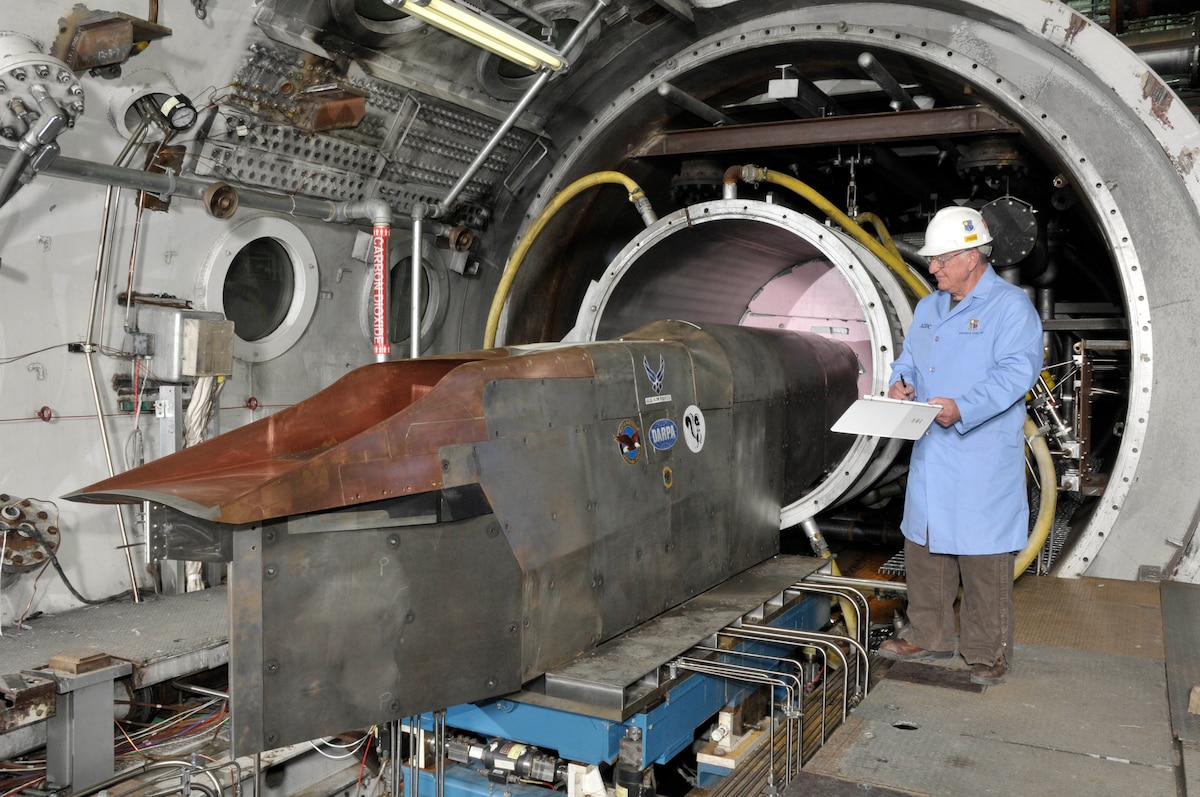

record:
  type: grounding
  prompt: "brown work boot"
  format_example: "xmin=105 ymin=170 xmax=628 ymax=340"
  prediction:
xmin=877 ymin=637 xmax=956 ymax=661
xmin=969 ymin=660 xmax=1008 ymax=685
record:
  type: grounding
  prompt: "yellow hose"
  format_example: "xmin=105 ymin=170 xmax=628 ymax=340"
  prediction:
xmin=484 ymin=171 xmax=652 ymax=348
xmin=750 ymin=167 xmax=933 ymax=299
xmin=1015 ymin=418 xmax=1057 ymax=579
xmin=853 ymin=211 xmax=903 ymax=261
xmin=828 ymin=556 xmax=859 ymax=645
xmin=856 ymin=210 xmax=931 ymax=291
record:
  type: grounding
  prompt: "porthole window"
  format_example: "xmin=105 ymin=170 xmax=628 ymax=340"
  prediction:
xmin=203 ymin=216 xmax=319 ymax=362
xmin=223 ymin=238 xmax=295 ymax=342
xmin=495 ymin=17 xmax=578 ymax=81
xmin=360 ymin=244 xmax=449 ymax=357
xmin=476 ymin=5 xmax=590 ymax=100
xmin=329 ymin=0 xmax=421 ymax=46
xmin=388 ymin=256 xmax=431 ymax=345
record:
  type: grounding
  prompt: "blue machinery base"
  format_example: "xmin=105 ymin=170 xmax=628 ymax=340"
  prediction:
xmin=405 ymin=593 xmax=828 ymax=797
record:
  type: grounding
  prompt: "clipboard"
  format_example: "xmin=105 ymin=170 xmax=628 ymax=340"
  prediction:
xmin=831 ymin=395 xmax=941 ymax=440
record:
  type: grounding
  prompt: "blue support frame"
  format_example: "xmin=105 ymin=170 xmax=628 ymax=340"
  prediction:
xmin=417 ymin=591 xmax=827 ymax=787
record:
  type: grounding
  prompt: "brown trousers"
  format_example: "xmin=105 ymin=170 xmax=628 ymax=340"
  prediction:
xmin=902 ymin=537 xmax=1015 ymax=667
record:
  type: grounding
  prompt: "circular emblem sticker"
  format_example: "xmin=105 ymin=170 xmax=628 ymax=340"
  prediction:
xmin=682 ymin=405 xmax=705 ymax=453
xmin=615 ymin=420 xmax=642 ymax=464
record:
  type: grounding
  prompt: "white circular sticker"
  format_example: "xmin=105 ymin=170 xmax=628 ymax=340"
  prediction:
xmin=682 ymin=405 xmax=706 ymax=453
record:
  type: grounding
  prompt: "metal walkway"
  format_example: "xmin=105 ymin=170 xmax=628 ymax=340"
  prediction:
xmin=792 ymin=575 xmax=1184 ymax=796
xmin=0 ymin=587 xmax=228 ymax=759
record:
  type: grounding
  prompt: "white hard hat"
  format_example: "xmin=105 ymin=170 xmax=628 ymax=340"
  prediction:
xmin=917 ymin=206 xmax=994 ymax=257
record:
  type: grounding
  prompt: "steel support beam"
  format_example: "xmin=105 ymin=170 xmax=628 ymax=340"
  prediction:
xmin=633 ymin=105 xmax=1019 ymax=157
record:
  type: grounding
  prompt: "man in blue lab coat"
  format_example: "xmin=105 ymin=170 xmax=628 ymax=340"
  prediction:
xmin=877 ymin=205 xmax=1043 ymax=686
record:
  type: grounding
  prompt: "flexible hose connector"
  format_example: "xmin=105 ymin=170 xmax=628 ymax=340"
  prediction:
xmin=800 ymin=517 xmax=830 ymax=559
xmin=854 ymin=211 xmax=903 ymax=262
xmin=484 ymin=171 xmax=657 ymax=348
xmin=801 ymin=517 xmax=858 ymax=642
xmin=737 ymin=165 xmax=932 ymax=299
xmin=1015 ymin=418 xmax=1058 ymax=578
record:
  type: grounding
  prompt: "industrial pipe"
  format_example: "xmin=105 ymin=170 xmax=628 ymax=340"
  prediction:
xmin=0 ymin=145 xmax=31 ymax=208
xmin=374 ymin=223 xmax=392 ymax=361
xmin=0 ymin=146 xmax=340 ymax=219
xmin=0 ymin=85 xmax=69 ymax=208
xmin=335 ymin=200 xmax=395 ymax=362
xmin=857 ymin=52 xmax=920 ymax=112
xmin=411 ymin=203 xmax=426 ymax=359
xmin=657 ymin=82 xmax=736 ymax=126
xmin=853 ymin=211 xmax=903 ymax=262
xmin=799 ymin=518 xmax=859 ymax=643
xmin=434 ymin=0 xmax=611 ymax=218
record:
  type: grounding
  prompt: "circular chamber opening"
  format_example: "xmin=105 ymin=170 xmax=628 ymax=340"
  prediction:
xmin=570 ymin=199 xmax=912 ymax=520
xmin=203 ymin=217 xmax=319 ymax=362
xmin=574 ymin=201 xmax=909 ymax=400
xmin=509 ymin=4 xmax=1185 ymax=574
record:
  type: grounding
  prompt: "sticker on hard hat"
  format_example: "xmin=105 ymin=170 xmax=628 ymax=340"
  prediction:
xmin=963 ymin=220 xmax=975 ymax=231
xmin=964 ymin=234 xmax=978 ymax=242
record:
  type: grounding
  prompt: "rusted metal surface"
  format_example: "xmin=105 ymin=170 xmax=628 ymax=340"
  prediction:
xmin=55 ymin=11 xmax=171 ymax=71
xmin=634 ymin=106 xmax=1020 ymax=158
xmin=46 ymin=652 xmax=113 ymax=676
xmin=0 ymin=672 xmax=55 ymax=733
xmin=294 ymin=87 xmax=368 ymax=132
xmin=69 ymin=348 xmax=594 ymax=523
xmin=0 ymin=495 xmax=59 ymax=571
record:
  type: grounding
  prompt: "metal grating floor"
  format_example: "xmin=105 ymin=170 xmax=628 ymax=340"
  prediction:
xmin=1012 ymin=574 xmax=1162 ymax=658
xmin=801 ymin=642 xmax=1175 ymax=796
xmin=0 ymin=587 xmax=228 ymax=674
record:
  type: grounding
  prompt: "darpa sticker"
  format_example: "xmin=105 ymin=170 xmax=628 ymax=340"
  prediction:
xmin=615 ymin=420 xmax=642 ymax=464
xmin=649 ymin=418 xmax=678 ymax=451
xmin=643 ymin=354 xmax=672 ymax=405
xmin=683 ymin=405 xmax=705 ymax=453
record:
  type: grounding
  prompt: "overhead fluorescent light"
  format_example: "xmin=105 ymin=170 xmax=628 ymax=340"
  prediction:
xmin=385 ymin=0 xmax=566 ymax=72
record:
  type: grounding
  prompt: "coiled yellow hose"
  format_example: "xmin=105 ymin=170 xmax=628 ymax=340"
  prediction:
xmin=484 ymin=171 xmax=654 ymax=348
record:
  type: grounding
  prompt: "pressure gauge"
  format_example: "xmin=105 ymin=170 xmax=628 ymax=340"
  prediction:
xmin=158 ymin=93 xmax=197 ymax=130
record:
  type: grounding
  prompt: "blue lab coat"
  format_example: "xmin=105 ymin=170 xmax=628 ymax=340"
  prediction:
xmin=890 ymin=266 xmax=1043 ymax=555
